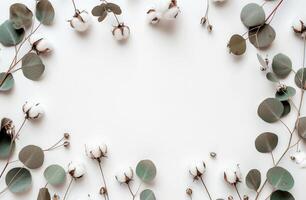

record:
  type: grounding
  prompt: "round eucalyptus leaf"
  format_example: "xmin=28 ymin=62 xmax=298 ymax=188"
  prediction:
xmin=92 ymin=4 xmax=106 ymax=16
xmin=249 ymin=24 xmax=276 ymax=49
xmin=297 ymin=117 xmax=306 ymax=139
xmin=5 ymin=167 xmax=32 ymax=193
xmin=267 ymin=167 xmax=294 ymax=191
xmin=36 ymin=0 xmax=55 ymax=25
xmin=19 ymin=145 xmax=44 ymax=169
xmin=266 ymin=72 xmax=279 ymax=83
xmin=257 ymin=98 xmax=284 ymax=123
xmin=136 ymin=160 xmax=157 ymax=183
xmin=44 ymin=164 xmax=66 ymax=186
xmin=275 ymin=86 xmax=296 ymax=101
xmin=37 ymin=187 xmax=51 ymax=200
xmin=271 ymin=190 xmax=295 ymax=200
xmin=227 ymin=34 xmax=246 ymax=56
xmin=0 ymin=20 xmax=25 ymax=46
xmin=10 ymin=3 xmax=33 ymax=29
xmin=106 ymin=3 xmax=122 ymax=15
xmin=0 ymin=73 xmax=15 ymax=92
xmin=272 ymin=53 xmax=292 ymax=79
xmin=140 ymin=189 xmax=156 ymax=200
xmin=246 ymin=169 xmax=261 ymax=191
xmin=98 ymin=12 xmax=108 ymax=22
xmin=294 ymin=68 xmax=306 ymax=89
xmin=22 ymin=53 xmax=45 ymax=80
xmin=255 ymin=132 xmax=278 ymax=153
xmin=281 ymin=101 xmax=291 ymax=118
xmin=0 ymin=128 xmax=15 ymax=159
xmin=240 ymin=3 xmax=265 ymax=28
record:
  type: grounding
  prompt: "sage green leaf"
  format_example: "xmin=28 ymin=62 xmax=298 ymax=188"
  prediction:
xmin=0 ymin=126 xmax=15 ymax=159
xmin=266 ymin=72 xmax=279 ymax=83
xmin=37 ymin=187 xmax=51 ymax=200
xmin=106 ymin=3 xmax=122 ymax=15
xmin=98 ymin=12 xmax=108 ymax=22
xmin=5 ymin=167 xmax=32 ymax=193
xmin=227 ymin=34 xmax=246 ymax=56
xmin=255 ymin=132 xmax=278 ymax=153
xmin=0 ymin=73 xmax=14 ymax=92
xmin=267 ymin=167 xmax=294 ymax=191
xmin=136 ymin=160 xmax=157 ymax=183
xmin=36 ymin=0 xmax=55 ymax=25
xmin=10 ymin=3 xmax=33 ymax=29
xmin=246 ymin=169 xmax=261 ymax=191
xmin=294 ymin=68 xmax=306 ymax=89
xmin=140 ymin=189 xmax=156 ymax=200
xmin=271 ymin=190 xmax=295 ymax=200
xmin=275 ymin=86 xmax=296 ymax=101
xmin=19 ymin=145 xmax=44 ymax=169
xmin=249 ymin=24 xmax=276 ymax=49
xmin=22 ymin=53 xmax=45 ymax=80
xmin=240 ymin=3 xmax=265 ymax=28
xmin=257 ymin=98 xmax=284 ymax=123
xmin=92 ymin=4 xmax=107 ymax=16
xmin=0 ymin=20 xmax=25 ymax=46
xmin=272 ymin=54 xmax=292 ymax=79
xmin=297 ymin=117 xmax=306 ymax=139
xmin=281 ymin=101 xmax=291 ymax=118
xmin=44 ymin=164 xmax=66 ymax=186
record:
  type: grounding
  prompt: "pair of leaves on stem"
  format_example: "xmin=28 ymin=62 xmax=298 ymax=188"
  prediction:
xmin=136 ymin=160 xmax=157 ymax=200
xmin=92 ymin=2 xmax=122 ymax=22
xmin=228 ymin=3 xmax=275 ymax=55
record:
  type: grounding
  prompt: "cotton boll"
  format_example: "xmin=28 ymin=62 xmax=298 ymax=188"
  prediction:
xmin=22 ymin=101 xmax=44 ymax=120
xmin=112 ymin=24 xmax=130 ymax=41
xmin=292 ymin=17 xmax=306 ymax=37
xmin=164 ymin=6 xmax=180 ymax=20
xmin=291 ymin=151 xmax=306 ymax=165
xmin=30 ymin=36 xmax=53 ymax=54
xmin=115 ymin=167 xmax=134 ymax=184
xmin=70 ymin=12 xmax=91 ymax=32
xmin=224 ymin=164 xmax=242 ymax=185
xmin=68 ymin=161 xmax=86 ymax=179
xmin=189 ymin=161 xmax=206 ymax=178
xmin=85 ymin=143 xmax=107 ymax=160
xmin=147 ymin=9 xmax=162 ymax=24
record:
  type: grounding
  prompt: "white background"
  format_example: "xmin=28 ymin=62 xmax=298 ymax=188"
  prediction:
xmin=0 ymin=0 xmax=306 ymax=199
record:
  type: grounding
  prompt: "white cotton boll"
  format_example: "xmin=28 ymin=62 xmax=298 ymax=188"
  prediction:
xmin=70 ymin=12 xmax=91 ymax=32
xmin=292 ymin=17 xmax=306 ymax=37
xmin=163 ymin=6 xmax=180 ymax=20
xmin=35 ymin=38 xmax=53 ymax=54
xmin=224 ymin=164 xmax=242 ymax=185
xmin=22 ymin=101 xmax=35 ymax=113
xmin=291 ymin=151 xmax=306 ymax=164
xmin=68 ymin=161 xmax=86 ymax=179
xmin=189 ymin=161 xmax=206 ymax=177
xmin=146 ymin=10 xmax=162 ymax=24
xmin=112 ymin=25 xmax=130 ymax=41
xmin=22 ymin=101 xmax=44 ymax=120
xmin=156 ymin=0 xmax=172 ymax=12
xmin=85 ymin=143 xmax=107 ymax=160
xmin=115 ymin=167 xmax=134 ymax=183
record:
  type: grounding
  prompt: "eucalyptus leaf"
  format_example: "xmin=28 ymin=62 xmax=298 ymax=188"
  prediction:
xmin=10 ymin=3 xmax=33 ymax=29
xmin=98 ymin=12 xmax=108 ymax=22
xmin=0 ymin=127 xmax=15 ymax=159
xmin=44 ymin=164 xmax=66 ymax=186
xmin=0 ymin=20 xmax=25 ymax=46
xmin=266 ymin=72 xmax=279 ymax=83
xmin=297 ymin=117 xmax=306 ymax=139
xmin=267 ymin=167 xmax=294 ymax=191
xmin=272 ymin=53 xmax=292 ymax=79
xmin=37 ymin=187 xmax=51 ymax=200
xmin=249 ymin=24 xmax=276 ymax=49
xmin=255 ymin=132 xmax=278 ymax=153
xmin=257 ymin=98 xmax=284 ymax=123
xmin=227 ymin=34 xmax=246 ymax=56
xmin=271 ymin=190 xmax=295 ymax=200
xmin=275 ymin=86 xmax=296 ymax=101
xmin=246 ymin=169 xmax=261 ymax=191
xmin=0 ymin=73 xmax=15 ymax=92
xmin=294 ymin=68 xmax=306 ymax=89
xmin=257 ymin=54 xmax=267 ymax=69
xmin=136 ymin=160 xmax=157 ymax=183
xmin=19 ymin=145 xmax=44 ymax=169
xmin=22 ymin=53 xmax=45 ymax=80
xmin=106 ymin=3 xmax=122 ymax=15
xmin=92 ymin=4 xmax=107 ymax=16
xmin=5 ymin=167 xmax=32 ymax=193
xmin=140 ymin=189 xmax=156 ymax=200
xmin=240 ymin=3 xmax=265 ymax=28
xmin=36 ymin=0 xmax=55 ymax=25
xmin=281 ymin=101 xmax=291 ymax=118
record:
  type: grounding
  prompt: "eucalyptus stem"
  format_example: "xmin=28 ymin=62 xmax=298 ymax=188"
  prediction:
xmin=199 ymin=177 xmax=213 ymax=200
xmin=63 ymin=178 xmax=74 ymax=200
xmin=43 ymin=136 xmax=65 ymax=151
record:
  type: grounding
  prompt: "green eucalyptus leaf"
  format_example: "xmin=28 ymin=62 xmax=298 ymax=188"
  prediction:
xmin=240 ymin=3 xmax=265 ymax=28
xmin=44 ymin=164 xmax=66 ymax=186
xmin=275 ymin=86 xmax=296 ymax=101
xmin=10 ymin=3 xmax=33 ymax=29
xmin=266 ymin=72 xmax=279 ymax=83
xmin=0 ymin=73 xmax=15 ymax=92
xmin=255 ymin=132 xmax=278 ymax=153
xmin=19 ymin=145 xmax=44 ymax=169
xmin=281 ymin=101 xmax=291 ymax=118
xmin=294 ymin=68 xmax=306 ymax=89
xmin=22 ymin=53 xmax=45 ymax=80
xmin=249 ymin=24 xmax=276 ymax=49
xmin=272 ymin=53 xmax=292 ymax=79
xmin=140 ymin=189 xmax=156 ymax=200
xmin=0 ymin=20 xmax=25 ymax=46
xmin=267 ymin=167 xmax=294 ymax=191
xmin=92 ymin=4 xmax=107 ymax=16
xmin=36 ymin=0 xmax=55 ymax=25
xmin=227 ymin=34 xmax=246 ymax=56
xmin=5 ymin=167 xmax=32 ymax=193
xmin=257 ymin=98 xmax=284 ymax=123
xmin=246 ymin=169 xmax=261 ymax=191
xmin=0 ymin=125 xmax=15 ymax=159
xmin=257 ymin=54 xmax=267 ymax=69
xmin=106 ymin=3 xmax=122 ymax=15
xmin=297 ymin=117 xmax=306 ymax=139
xmin=37 ymin=187 xmax=51 ymax=200
xmin=98 ymin=12 xmax=108 ymax=22
xmin=271 ymin=190 xmax=295 ymax=200
xmin=136 ymin=160 xmax=157 ymax=183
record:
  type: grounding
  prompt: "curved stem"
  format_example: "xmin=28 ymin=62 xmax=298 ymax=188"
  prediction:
xmin=199 ymin=177 xmax=213 ymax=200
xmin=234 ymin=184 xmax=242 ymax=200
xmin=63 ymin=178 xmax=74 ymax=200
xmin=127 ymin=183 xmax=136 ymax=200
xmin=71 ymin=0 xmax=78 ymax=13
xmin=98 ymin=161 xmax=110 ymax=200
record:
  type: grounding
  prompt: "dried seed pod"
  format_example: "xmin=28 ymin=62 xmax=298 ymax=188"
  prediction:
xmin=186 ymin=188 xmax=193 ymax=196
